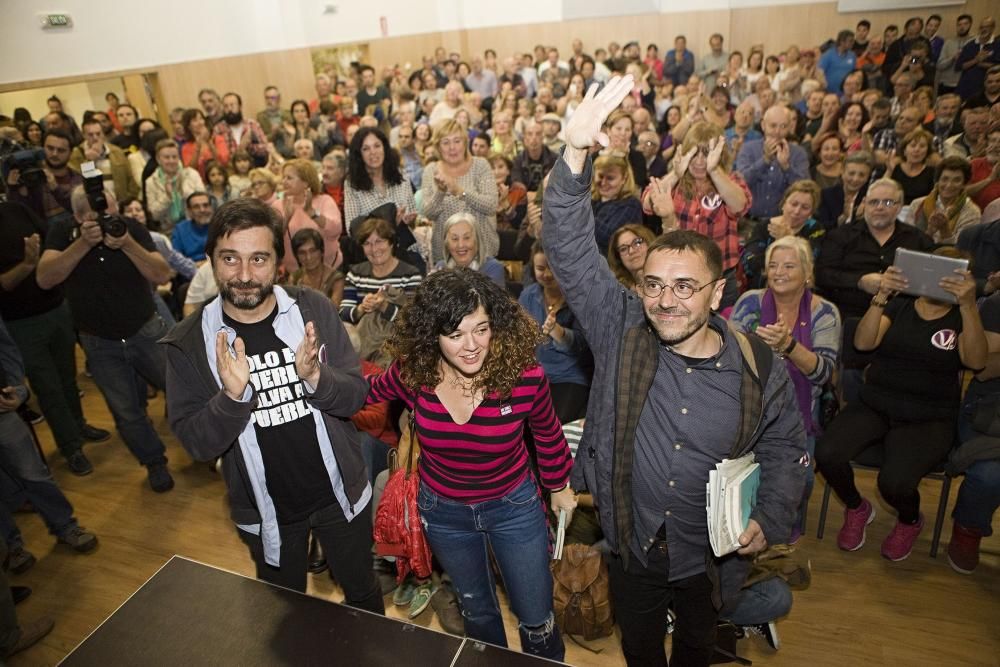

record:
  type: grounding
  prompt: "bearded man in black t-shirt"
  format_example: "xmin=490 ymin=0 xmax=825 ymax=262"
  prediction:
xmin=162 ymin=199 xmax=382 ymax=611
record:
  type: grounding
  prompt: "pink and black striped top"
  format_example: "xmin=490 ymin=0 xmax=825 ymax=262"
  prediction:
xmin=367 ymin=361 xmax=573 ymax=504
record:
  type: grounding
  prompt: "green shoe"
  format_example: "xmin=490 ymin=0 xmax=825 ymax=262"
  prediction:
xmin=408 ymin=582 xmax=437 ymax=619
xmin=392 ymin=579 xmax=416 ymax=606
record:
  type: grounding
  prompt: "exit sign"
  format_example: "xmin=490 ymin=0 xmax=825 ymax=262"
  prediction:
xmin=40 ymin=13 xmax=73 ymax=29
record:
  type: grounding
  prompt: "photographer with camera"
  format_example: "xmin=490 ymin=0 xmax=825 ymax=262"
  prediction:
xmin=889 ymin=37 xmax=935 ymax=90
xmin=68 ymin=118 xmax=138 ymax=203
xmin=5 ymin=129 xmax=81 ymax=227
xmin=36 ymin=174 xmax=175 ymax=493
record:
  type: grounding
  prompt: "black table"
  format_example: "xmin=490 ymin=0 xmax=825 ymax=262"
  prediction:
xmin=60 ymin=556 xmax=564 ymax=666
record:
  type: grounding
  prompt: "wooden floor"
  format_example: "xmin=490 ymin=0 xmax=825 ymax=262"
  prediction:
xmin=7 ymin=370 xmax=1000 ymax=666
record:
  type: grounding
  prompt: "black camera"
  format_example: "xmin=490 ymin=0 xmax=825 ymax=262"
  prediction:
xmin=81 ymin=161 xmax=127 ymax=238
xmin=0 ymin=140 xmax=46 ymax=188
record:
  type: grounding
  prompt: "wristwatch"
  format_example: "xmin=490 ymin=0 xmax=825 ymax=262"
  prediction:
xmin=870 ymin=293 xmax=891 ymax=308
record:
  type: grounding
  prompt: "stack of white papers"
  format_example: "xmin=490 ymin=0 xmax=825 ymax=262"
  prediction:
xmin=553 ymin=509 xmax=567 ymax=560
xmin=706 ymin=453 xmax=761 ymax=557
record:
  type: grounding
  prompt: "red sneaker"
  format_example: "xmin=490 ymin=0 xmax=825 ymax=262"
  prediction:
xmin=881 ymin=514 xmax=924 ymax=561
xmin=947 ymin=523 xmax=982 ymax=574
xmin=837 ymin=498 xmax=875 ymax=551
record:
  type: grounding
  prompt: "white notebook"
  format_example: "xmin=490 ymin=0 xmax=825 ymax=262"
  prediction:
xmin=706 ymin=452 xmax=761 ymax=557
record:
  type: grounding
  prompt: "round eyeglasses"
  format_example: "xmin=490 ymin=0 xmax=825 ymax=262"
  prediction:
xmin=640 ymin=278 xmax=720 ymax=300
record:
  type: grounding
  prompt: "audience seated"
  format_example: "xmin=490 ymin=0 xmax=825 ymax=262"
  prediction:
xmin=731 ymin=236 xmax=841 ymax=538
xmin=69 ymin=117 xmax=138 ymax=202
xmin=518 ymin=242 xmax=592 ymax=423
xmin=144 ymin=139 xmax=205 ymax=234
xmin=816 ymin=150 xmax=874 ymax=228
xmin=968 ymin=122 xmax=1000 ymax=209
xmin=908 ymin=156 xmax=981 ymax=243
xmin=339 ymin=217 xmax=422 ymax=326
xmin=589 ymin=153 xmax=642 ymax=257
xmin=171 ymin=192 xmax=214 ymax=261
xmin=948 ymin=290 xmax=1000 ymax=574
xmin=607 ymin=223 xmax=656 ymax=290
xmin=815 ymin=248 xmax=986 ymax=560
xmin=288 ymin=227 xmax=345 ymax=304
xmin=421 ymin=119 xmax=499 ymax=263
xmin=741 ymin=180 xmax=825 ymax=290
xmin=272 ymin=159 xmax=342 ymax=274
xmin=434 ymin=212 xmax=505 ymax=286
xmin=736 ymin=106 xmax=809 ymax=220
xmin=344 ymin=127 xmax=417 ymax=230
xmin=180 ymin=109 xmax=229 ymax=179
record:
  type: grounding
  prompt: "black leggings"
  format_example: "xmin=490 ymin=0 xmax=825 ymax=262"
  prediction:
xmin=815 ymin=402 xmax=955 ymax=524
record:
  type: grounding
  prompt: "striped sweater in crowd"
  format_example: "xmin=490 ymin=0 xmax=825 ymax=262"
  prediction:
xmin=338 ymin=260 xmax=424 ymax=324
xmin=367 ymin=361 xmax=573 ymax=503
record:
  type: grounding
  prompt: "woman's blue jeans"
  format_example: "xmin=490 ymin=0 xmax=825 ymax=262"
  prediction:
xmin=417 ymin=474 xmax=564 ymax=662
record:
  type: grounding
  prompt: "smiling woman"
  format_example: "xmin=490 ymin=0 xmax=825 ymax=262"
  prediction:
xmin=366 ymin=269 xmax=575 ymax=662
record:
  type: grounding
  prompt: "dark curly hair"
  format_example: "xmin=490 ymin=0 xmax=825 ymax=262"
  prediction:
xmin=385 ymin=269 xmax=543 ymax=399
xmin=347 ymin=127 xmax=404 ymax=191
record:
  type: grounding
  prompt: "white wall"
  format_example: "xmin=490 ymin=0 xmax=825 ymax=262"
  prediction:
xmin=1 ymin=0 xmax=834 ymax=85
xmin=0 ymin=77 xmax=125 ymax=121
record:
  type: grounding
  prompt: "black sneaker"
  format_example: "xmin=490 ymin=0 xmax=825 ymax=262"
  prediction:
xmin=147 ymin=463 xmax=174 ymax=492
xmin=81 ymin=424 xmax=111 ymax=442
xmin=67 ymin=451 xmax=93 ymax=476
xmin=58 ymin=526 xmax=98 ymax=553
xmin=743 ymin=622 xmax=780 ymax=650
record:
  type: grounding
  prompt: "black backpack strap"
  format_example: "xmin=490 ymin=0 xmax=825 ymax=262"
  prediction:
xmin=729 ymin=327 xmax=774 ymax=459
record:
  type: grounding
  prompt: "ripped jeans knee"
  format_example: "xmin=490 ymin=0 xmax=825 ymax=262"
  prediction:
xmin=518 ymin=612 xmax=564 ymax=660
xmin=519 ymin=612 xmax=557 ymax=643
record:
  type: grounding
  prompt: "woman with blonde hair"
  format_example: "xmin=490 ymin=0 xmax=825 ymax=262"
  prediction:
xmin=421 ymin=119 xmax=499 ymax=263
xmin=732 ymin=235 xmax=842 ymax=539
xmin=489 ymin=109 xmax=521 ymax=160
xmin=247 ymin=167 xmax=279 ymax=205
xmin=271 ymin=158 xmax=342 ymax=273
xmin=741 ymin=179 xmax=825 ymax=289
xmin=602 ymin=108 xmax=647 ymax=187
xmin=642 ymin=120 xmax=751 ymax=307
xmin=591 ymin=152 xmax=643 ymax=256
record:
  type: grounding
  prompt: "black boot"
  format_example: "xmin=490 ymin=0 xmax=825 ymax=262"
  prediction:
xmin=308 ymin=533 xmax=327 ymax=574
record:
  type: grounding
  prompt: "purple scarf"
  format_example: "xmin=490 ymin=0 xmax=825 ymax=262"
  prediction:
xmin=761 ymin=289 xmax=817 ymax=435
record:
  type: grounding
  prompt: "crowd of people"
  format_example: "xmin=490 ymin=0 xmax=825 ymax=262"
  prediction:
xmin=0 ymin=9 xmax=999 ymax=664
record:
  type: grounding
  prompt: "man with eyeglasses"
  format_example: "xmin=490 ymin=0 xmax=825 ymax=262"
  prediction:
xmin=816 ymin=178 xmax=934 ymax=403
xmin=256 ymin=86 xmax=291 ymax=138
xmin=817 ymin=179 xmax=934 ymax=320
xmin=544 ymin=75 xmax=806 ymax=667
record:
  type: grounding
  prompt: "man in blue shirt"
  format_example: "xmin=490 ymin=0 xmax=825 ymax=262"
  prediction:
xmin=735 ymin=106 xmax=810 ymax=219
xmin=819 ymin=30 xmax=858 ymax=93
xmin=664 ymin=36 xmax=695 ymax=86
xmin=171 ymin=192 xmax=213 ymax=261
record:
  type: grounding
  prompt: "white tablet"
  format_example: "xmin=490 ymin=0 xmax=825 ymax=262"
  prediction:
xmin=893 ymin=248 xmax=969 ymax=304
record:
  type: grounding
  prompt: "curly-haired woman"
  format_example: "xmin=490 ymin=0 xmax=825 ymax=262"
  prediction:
xmin=366 ymin=269 xmax=576 ymax=661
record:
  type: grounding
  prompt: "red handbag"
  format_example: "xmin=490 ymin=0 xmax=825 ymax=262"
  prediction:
xmin=373 ymin=415 xmax=433 ymax=583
